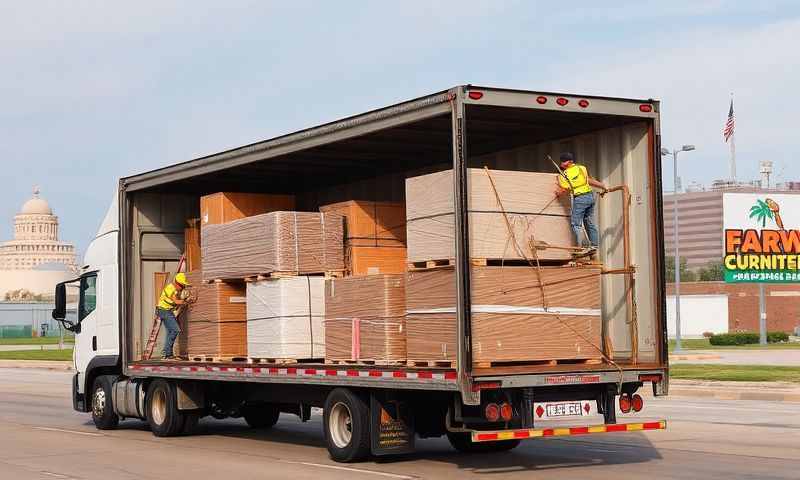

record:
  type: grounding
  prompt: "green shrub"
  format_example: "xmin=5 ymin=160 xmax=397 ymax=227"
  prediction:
xmin=709 ymin=331 xmax=790 ymax=345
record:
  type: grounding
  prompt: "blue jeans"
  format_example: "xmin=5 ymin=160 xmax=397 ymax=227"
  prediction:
xmin=571 ymin=193 xmax=599 ymax=247
xmin=157 ymin=308 xmax=181 ymax=357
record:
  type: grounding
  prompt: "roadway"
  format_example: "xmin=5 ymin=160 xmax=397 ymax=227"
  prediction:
xmin=1 ymin=368 xmax=798 ymax=479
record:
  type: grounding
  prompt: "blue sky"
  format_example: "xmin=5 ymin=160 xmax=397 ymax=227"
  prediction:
xmin=1 ymin=1 xmax=798 ymax=255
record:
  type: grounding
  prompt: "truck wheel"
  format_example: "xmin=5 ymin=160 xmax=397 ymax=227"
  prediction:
xmin=323 ymin=388 xmax=371 ymax=463
xmin=146 ymin=379 xmax=185 ymax=437
xmin=91 ymin=375 xmax=119 ymax=430
xmin=447 ymin=432 xmax=520 ymax=453
xmin=242 ymin=403 xmax=280 ymax=429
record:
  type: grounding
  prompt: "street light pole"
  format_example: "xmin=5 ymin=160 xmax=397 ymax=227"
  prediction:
xmin=662 ymin=145 xmax=695 ymax=354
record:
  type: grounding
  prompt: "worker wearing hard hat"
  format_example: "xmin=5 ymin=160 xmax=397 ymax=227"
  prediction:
xmin=156 ymin=272 xmax=191 ymax=360
xmin=555 ymin=152 xmax=608 ymax=252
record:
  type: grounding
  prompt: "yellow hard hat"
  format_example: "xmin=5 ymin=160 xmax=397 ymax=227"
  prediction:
xmin=174 ymin=272 xmax=190 ymax=286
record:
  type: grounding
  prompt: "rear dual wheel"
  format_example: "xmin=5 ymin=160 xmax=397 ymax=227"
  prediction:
xmin=146 ymin=379 xmax=200 ymax=436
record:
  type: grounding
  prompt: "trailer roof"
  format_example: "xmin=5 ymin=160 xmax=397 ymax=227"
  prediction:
xmin=121 ymin=85 xmax=657 ymax=192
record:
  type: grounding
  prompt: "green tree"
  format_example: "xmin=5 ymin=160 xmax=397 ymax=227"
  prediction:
xmin=749 ymin=199 xmax=774 ymax=227
xmin=665 ymin=256 xmax=696 ymax=282
xmin=697 ymin=261 xmax=724 ymax=281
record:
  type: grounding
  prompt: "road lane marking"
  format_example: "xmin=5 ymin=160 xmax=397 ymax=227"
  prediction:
xmin=40 ymin=471 xmax=75 ymax=479
xmin=33 ymin=427 xmax=103 ymax=437
xmin=283 ymin=460 xmax=418 ymax=479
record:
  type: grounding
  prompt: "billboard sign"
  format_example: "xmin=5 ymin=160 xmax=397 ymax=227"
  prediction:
xmin=723 ymin=193 xmax=800 ymax=283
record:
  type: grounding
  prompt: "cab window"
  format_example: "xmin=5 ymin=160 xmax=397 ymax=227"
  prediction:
xmin=79 ymin=273 xmax=98 ymax=321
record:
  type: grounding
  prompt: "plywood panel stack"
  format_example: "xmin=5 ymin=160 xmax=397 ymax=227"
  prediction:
xmin=405 ymin=266 xmax=602 ymax=367
xmin=405 ymin=169 xmax=574 ymax=263
xmin=184 ymin=271 xmax=247 ymax=359
xmin=200 ymin=192 xmax=295 ymax=227
xmin=184 ymin=219 xmax=201 ymax=272
xmin=246 ymin=276 xmax=325 ymax=360
xmin=201 ymin=211 xmax=344 ymax=282
xmin=325 ymin=274 xmax=406 ymax=364
xmin=320 ymin=200 xmax=407 ymax=276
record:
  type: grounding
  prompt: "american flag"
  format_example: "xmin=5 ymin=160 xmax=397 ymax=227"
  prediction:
xmin=723 ymin=99 xmax=735 ymax=142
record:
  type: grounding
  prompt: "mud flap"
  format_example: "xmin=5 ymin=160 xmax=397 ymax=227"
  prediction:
xmin=370 ymin=392 xmax=415 ymax=456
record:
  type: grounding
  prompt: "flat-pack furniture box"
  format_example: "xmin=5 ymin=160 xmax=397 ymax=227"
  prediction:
xmin=246 ymin=276 xmax=325 ymax=359
xmin=184 ymin=271 xmax=247 ymax=358
xmin=200 ymin=192 xmax=296 ymax=227
xmin=405 ymin=169 xmax=574 ymax=263
xmin=405 ymin=266 xmax=602 ymax=366
xmin=348 ymin=245 xmax=407 ymax=276
xmin=201 ymin=211 xmax=344 ymax=282
xmin=319 ymin=200 xmax=406 ymax=247
xmin=325 ymin=274 xmax=406 ymax=364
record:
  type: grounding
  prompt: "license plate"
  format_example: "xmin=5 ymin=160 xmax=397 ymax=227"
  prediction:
xmin=545 ymin=402 xmax=583 ymax=417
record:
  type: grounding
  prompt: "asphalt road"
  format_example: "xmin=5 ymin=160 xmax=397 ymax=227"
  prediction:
xmin=1 ymin=368 xmax=799 ymax=480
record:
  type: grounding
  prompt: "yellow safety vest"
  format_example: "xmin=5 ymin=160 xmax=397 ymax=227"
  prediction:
xmin=157 ymin=283 xmax=179 ymax=311
xmin=558 ymin=164 xmax=592 ymax=195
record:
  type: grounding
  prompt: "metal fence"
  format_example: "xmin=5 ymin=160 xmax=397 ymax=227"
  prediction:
xmin=0 ymin=302 xmax=77 ymax=338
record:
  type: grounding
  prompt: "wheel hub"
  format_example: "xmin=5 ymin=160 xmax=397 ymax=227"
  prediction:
xmin=329 ymin=402 xmax=353 ymax=448
xmin=151 ymin=388 xmax=167 ymax=425
xmin=92 ymin=387 xmax=106 ymax=417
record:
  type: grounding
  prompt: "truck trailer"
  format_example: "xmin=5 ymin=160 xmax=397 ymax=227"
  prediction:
xmin=54 ymin=85 xmax=668 ymax=462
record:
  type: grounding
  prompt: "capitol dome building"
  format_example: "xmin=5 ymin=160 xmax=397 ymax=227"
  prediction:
xmin=0 ymin=188 xmax=77 ymax=300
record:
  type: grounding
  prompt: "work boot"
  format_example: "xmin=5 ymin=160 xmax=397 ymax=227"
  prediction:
xmin=161 ymin=354 xmax=177 ymax=360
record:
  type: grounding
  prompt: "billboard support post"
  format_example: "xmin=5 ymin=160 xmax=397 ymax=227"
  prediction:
xmin=759 ymin=283 xmax=767 ymax=345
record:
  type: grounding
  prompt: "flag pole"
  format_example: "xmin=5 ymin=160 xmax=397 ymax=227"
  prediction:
xmin=729 ymin=92 xmax=736 ymax=182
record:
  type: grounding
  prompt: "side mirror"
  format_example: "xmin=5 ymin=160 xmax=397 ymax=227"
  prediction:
xmin=52 ymin=282 xmax=66 ymax=321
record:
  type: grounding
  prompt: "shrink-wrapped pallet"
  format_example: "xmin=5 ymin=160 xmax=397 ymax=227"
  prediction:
xmin=202 ymin=211 xmax=344 ymax=282
xmin=200 ymin=192 xmax=295 ymax=227
xmin=405 ymin=169 xmax=575 ymax=263
xmin=325 ymin=274 xmax=406 ymax=363
xmin=406 ymin=266 xmax=602 ymax=366
xmin=246 ymin=276 xmax=325 ymax=359
xmin=184 ymin=271 xmax=247 ymax=358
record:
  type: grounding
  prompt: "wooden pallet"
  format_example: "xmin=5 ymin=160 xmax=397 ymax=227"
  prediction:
xmin=407 ymin=258 xmax=569 ymax=271
xmin=325 ymin=358 xmax=407 ymax=366
xmin=406 ymin=359 xmax=456 ymax=368
xmin=189 ymin=355 xmax=249 ymax=363
xmin=247 ymin=357 xmax=322 ymax=365
xmin=472 ymin=358 xmax=603 ymax=369
xmin=234 ymin=270 xmax=345 ymax=283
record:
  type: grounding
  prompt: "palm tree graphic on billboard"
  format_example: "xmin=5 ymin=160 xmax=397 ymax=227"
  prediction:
xmin=749 ymin=198 xmax=783 ymax=229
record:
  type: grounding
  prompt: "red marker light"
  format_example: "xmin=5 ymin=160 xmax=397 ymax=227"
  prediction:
xmin=578 ymin=99 xmax=590 ymax=108
xmin=631 ymin=394 xmax=644 ymax=412
xmin=468 ymin=91 xmax=484 ymax=100
xmin=556 ymin=97 xmax=569 ymax=106
xmin=639 ymin=104 xmax=653 ymax=112
xmin=619 ymin=394 xmax=632 ymax=413
xmin=536 ymin=96 xmax=547 ymax=104
xmin=485 ymin=403 xmax=500 ymax=422
xmin=500 ymin=402 xmax=513 ymax=421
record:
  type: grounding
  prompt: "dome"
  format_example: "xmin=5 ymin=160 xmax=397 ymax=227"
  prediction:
xmin=20 ymin=187 xmax=52 ymax=215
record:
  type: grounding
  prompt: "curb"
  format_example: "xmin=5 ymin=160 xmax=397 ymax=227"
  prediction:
xmin=0 ymin=360 xmax=73 ymax=371
xmin=660 ymin=380 xmax=800 ymax=403
xmin=669 ymin=354 xmax=723 ymax=361
xmin=667 ymin=387 xmax=800 ymax=403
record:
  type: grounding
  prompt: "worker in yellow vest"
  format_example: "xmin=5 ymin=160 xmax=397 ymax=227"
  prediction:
xmin=555 ymin=152 xmax=608 ymax=252
xmin=156 ymin=272 xmax=191 ymax=360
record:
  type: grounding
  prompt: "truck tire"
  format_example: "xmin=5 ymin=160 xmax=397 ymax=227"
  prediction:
xmin=146 ymin=379 xmax=185 ymax=437
xmin=242 ymin=403 xmax=280 ymax=429
xmin=323 ymin=388 xmax=371 ymax=463
xmin=91 ymin=375 xmax=119 ymax=430
xmin=447 ymin=432 xmax=520 ymax=453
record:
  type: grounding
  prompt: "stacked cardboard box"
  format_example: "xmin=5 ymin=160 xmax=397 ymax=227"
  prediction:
xmin=183 ymin=271 xmax=247 ymax=358
xmin=200 ymin=192 xmax=295 ymax=227
xmin=325 ymin=274 xmax=406 ymax=364
xmin=201 ymin=211 xmax=344 ymax=282
xmin=246 ymin=276 xmax=325 ymax=359
xmin=320 ymin=200 xmax=406 ymax=275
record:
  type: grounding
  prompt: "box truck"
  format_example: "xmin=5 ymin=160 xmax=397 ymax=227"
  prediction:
xmin=53 ymin=85 xmax=668 ymax=462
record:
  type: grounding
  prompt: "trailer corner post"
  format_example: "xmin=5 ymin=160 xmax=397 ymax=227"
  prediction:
xmin=451 ymin=87 xmax=479 ymax=406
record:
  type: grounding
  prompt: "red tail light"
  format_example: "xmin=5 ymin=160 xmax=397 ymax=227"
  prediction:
xmin=578 ymin=99 xmax=590 ymax=108
xmin=536 ymin=96 xmax=547 ymax=104
xmin=619 ymin=394 xmax=632 ymax=413
xmin=631 ymin=394 xmax=644 ymax=412
xmin=639 ymin=374 xmax=662 ymax=383
xmin=500 ymin=402 xmax=513 ymax=421
xmin=471 ymin=381 xmax=502 ymax=392
xmin=485 ymin=403 xmax=500 ymax=422
xmin=639 ymin=104 xmax=653 ymax=112
xmin=556 ymin=97 xmax=569 ymax=106
xmin=468 ymin=91 xmax=484 ymax=100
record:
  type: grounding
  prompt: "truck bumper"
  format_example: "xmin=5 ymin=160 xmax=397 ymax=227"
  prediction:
xmin=72 ymin=373 xmax=86 ymax=412
xmin=470 ymin=420 xmax=666 ymax=442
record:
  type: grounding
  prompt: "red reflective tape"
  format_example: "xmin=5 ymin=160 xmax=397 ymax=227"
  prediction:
xmin=269 ymin=368 xmax=279 ymax=374
xmin=417 ymin=371 xmax=433 ymax=379
xmin=513 ymin=430 xmax=531 ymax=439
xmin=369 ymin=370 xmax=382 ymax=377
xmin=642 ymin=421 xmax=664 ymax=430
xmin=286 ymin=368 xmax=297 ymax=375
xmin=346 ymin=370 xmax=359 ymax=377
xmin=444 ymin=371 xmax=457 ymax=380
xmin=542 ymin=429 xmax=554 ymax=436
xmin=476 ymin=433 xmax=498 ymax=441
xmin=392 ymin=371 xmax=406 ymax=378
xmin=606 ymin=424 xmax=628 ymax=432
xmin=569 ymin=426 xmax=589 ymax=435
xmin=325 ymin=369 xmax=338 ymax=376
xmin=304 ymin=369 xmax=317 ymax=375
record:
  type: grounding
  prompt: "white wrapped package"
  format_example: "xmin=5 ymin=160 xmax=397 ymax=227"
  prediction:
xmin=246 ymin=276 xmax=325 ymax=359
